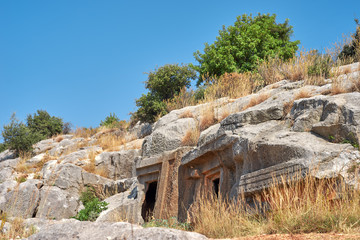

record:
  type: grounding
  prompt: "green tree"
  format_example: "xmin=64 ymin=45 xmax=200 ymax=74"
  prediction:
xmin=338 ymin=18 xmax=360 ymax=61
xmin=191 ymin=13 xmax=300 ymax=86
xmin=100 ymin=113 xmax=120 ymax=127
xmin=134 ymin=64 xmax=197 ymax=123
xmin=26 ymin=110 xmax=63 ymax=139
xmin=2 ymin=113 xmax=42 ymax=154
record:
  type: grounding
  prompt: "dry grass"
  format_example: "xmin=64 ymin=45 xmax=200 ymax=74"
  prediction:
xmin=181 ymin=126 xmax=200 ymax=146
xmin=243 ymin=93 xmax=270 ymax=111
xmin=0 ymin=217 xmax=37 ymax=239
xmin=74 ymin=127 xmax=98 ymax=138
xmin=199 ymin=106 xmax=217 ymax=131
xmin=258 ymin=57 xmax=285 ymax=85
xmin=283 ymin=100 xmax=295 ymax=118
xmin=218 ymin=108 xmax=230 ymax=122
xmin=191 ymin=172 xmax=360 ymax=239
xmin=331 ymin=74 xmax=360 ymax=95
xmin=97 ymin=134 xmax=126 ymax=151
xmin=203 ymin=72 xmax=260 ymax=102
xmin=165 ymin=87 xmax=197 ymax=112
xmin=81 ymin=151 xmax=108 ymax=178
xmin=294 ymin=88 xmax=313 ymax=100
xmin=54 ymin=135 xmax=64 ymax=143
xmin=179 ymin=110 xmax=194 ymax=119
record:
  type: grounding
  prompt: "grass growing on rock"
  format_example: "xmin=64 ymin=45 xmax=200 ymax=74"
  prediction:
xmin=190 ymin=173 xmax=360 ymax=238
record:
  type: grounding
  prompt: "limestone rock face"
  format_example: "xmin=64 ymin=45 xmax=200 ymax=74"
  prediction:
xmin=97 ymin=180 xmax=142 ymax=223
xmin=36 ymin=186 xmax=79 ymax=219
xmin=142 ymin=118 xmax=197 ymax=157
xmin=291 ymin=92 xmax=360 ymax=144
xmin=0 ymin=150 xmax=16 ymax=162
xmin=95 ymin=150 xmax=140 ymax=180
xmin=45 ymin=163 xmax=83 ymax=192
xmin=26 ymin=219 xmax=208 ymax=240
xmin=0 ymin=180 xmax=42 ymax=218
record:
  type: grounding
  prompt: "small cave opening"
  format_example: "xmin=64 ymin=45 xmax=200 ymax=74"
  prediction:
xmin=213 ymin=178 xmax=220 ymax=197
xmin=141 ymin=181 xmax=158 ymax=221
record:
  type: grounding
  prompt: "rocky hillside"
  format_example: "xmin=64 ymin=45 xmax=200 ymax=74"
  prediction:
xmin=1 ymin=62 xmax=360 ymax=239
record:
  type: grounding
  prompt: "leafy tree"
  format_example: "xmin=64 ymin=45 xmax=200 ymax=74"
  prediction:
xmin=100 ymin=113 xmax=120 ymax=127
xmin=26 ymin=110 xmax=63 ymax=139
xmin=145 ymin=64 xmax=197 ymax=100
xmin=191 ymin=13 xmax=300 ymax=86
xmin=134 ymin=93 xmax=167 ymax=123
xmin=134 ymin=64 xmax=197 ymax=123
xmin=0 ymin=143 xmax=7 ymax=153
xmin=338 ymin=18 xmax=360 ymax=61
xmin=2 ymin=113 xmax=42 ymax=154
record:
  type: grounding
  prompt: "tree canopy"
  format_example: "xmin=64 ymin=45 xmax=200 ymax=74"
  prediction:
xmin=191 ymin=13 xmax=300 ymax=86
xmin=134 ymin=64 xmax=197 ymax=123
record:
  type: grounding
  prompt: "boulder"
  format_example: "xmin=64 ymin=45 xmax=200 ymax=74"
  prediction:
xmin=96 ymin=183 xmax=142 ymax=223
xmin=26 ymin=219 xmax=207 ymax=240
xmin=0 ymin=167 xmax=13 ymax=182
xmin=36 ymin=186 xmax=79 ymax=220
xmin=45 ymin=163 xmax=83 ymax=192
xmin=0 ymin=179 xmax=41 ymax=218
xmin=95 ymin=150 xmax=140 ymax=180
xmin=142 ymin=118 xmax=197 ymax=157
xmin=0 ymin=150 xmax=16 ymax=162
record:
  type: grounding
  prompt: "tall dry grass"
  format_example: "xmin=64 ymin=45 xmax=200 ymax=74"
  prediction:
xmin=0 ymin=217 xmax=36 ymax=239
xmin=191 ymin=172 xmax=360 ymax=238
xmin=203 ymin=72 xmax=260 ymax=102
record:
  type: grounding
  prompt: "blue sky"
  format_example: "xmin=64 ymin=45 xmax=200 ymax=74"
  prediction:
xmin=0 ymin=0 xmax=359 ymax=139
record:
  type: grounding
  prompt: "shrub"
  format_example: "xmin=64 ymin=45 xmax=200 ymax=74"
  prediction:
xmin=134 ymin=93 xmax=168 ymax=123
xmin=181 ymin=127 xmax=200 ymax=146
xmin=134 ymin=64 xmax=197 ymax=123
xmin=192 ymin=13 xmax=299 ymax=85
xmin=100 ymin=113 xmax=119 ymax=128
xmin=0 ymin=143 xmax=7 ymax=153
xmin=74 ymin=187 xmax=108 ymax=221
xmin=62 ymin=122 xmax=73 ymax=134
xmin=2 ymin=114 xmax=42 ymax=155
xmin=26 ymin=110 xmax=63 ymax=139
xmin=338 ymin=18 xmax=360 ymax=62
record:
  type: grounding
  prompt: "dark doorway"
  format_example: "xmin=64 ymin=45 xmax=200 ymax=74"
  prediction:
xmin=141 ymin=181 xmax=158 ymax=221
xmin=213 ymin=178 xmax=220 ymax=197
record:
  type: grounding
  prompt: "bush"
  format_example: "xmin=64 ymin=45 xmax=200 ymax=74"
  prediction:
xmin=192 ymin=13 xmax=300 ymax=86
xmin=338 ymin=18 xmax=360 ymax=62
xmin=26 ymin=110 xmax=63 ymax=139
xmin=307 ymin=51 xmax=333 ymax=79
xmin=0 ymin=143 xmax=7 ymax=153
xmin=134 ymin=64 xmax=197 ymax=123
xmin=74 ymin=187 xmax=108 ymax=221
xmin=62 ymin=122 xmax=73 ymax=134
xmin=100 ymin=113 xmax=119 ymax=127
xmin=2 ymin=114 xmax=42 ymax=154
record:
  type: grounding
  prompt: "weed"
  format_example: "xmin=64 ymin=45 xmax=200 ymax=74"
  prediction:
xmin=179 ymin=110 xmax=194 ymax=119
xmin=199 ymin=106 xmax=216 ymax=131
xmin=181 ymin=127 xmax=200 ymax=146
xmin=191 ymin=172 xmax=360 ymax=238
xmin=73 ymin=187 xmax=108 ymax=221
xmin=243 ymin=93 xmax=270 ymax=111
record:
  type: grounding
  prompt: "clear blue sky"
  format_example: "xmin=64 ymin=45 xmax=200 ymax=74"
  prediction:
xmin=1 ymin=0 xmax=359 ymax=138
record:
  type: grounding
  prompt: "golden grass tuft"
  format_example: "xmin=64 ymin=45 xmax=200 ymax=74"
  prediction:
xmin=54 ymin=135 xmax=64 ymax=143
xmin=97 ymin=134 xmax=126 ymax=151
xmin=199 ymin=106 xmax=217 ymax=131
xmin=179 ymin=110 xmax=194 ymax=119
xmin=294 ymin=88 xmax=313 ymax=100
xmin=74 ymin=127 xmax=98 ymax=138
xmin=283 ymin=100 xmax=295 ymax=118
xmin=191 ymin=172 xmax=360 ymax=238
xmin=181 ymin=126 xmax=200 ymax=146
xmin=243 ymin=93 xmax=270 ymax=111
xmin=203 ymin=72 xmax=260 ymax=102
xmin=0 ymin=217 xmax=37 ymax=239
